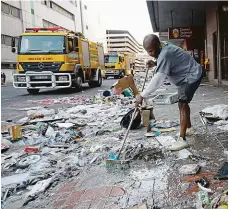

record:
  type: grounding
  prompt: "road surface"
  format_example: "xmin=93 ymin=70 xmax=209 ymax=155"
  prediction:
xmin=1 ymin=79 xmax=115 ymax=121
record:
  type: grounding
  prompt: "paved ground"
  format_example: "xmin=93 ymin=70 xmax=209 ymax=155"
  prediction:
xmin=1 ymin=79 xmax=115 ymax=121
xmin=2 ymin=80 xmax=228 ymax=209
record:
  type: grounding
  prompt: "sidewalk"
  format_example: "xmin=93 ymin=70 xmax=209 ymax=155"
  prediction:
xmin=2 ymin=82 xmax=228 ymax=209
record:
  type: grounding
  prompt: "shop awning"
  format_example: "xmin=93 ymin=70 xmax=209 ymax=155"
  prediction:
xmin=147 ymin=1 xmax=212 ymax=32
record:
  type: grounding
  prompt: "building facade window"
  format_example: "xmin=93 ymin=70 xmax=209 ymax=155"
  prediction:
xmin=86 ymin=25 xmax=88 ymax=30
xmin=43 ymin=19 xmax=66 ymax=29
xmin=42 ymin=1 xmax=74 ymax=20
xmin=51 ymin=2 xmax=74 ymax=20
xmin=70 ymin=0 xmax=77 ymax=6
xmin=1 ymin=34 xmax=18 ymax=46
xmin=1 ymin=2 xmax=21 ymax=19
xmin=84 ymin=5 xmax=87 ymax=10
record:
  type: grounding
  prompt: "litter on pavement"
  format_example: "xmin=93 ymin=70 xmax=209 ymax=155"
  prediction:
xmin=1 ymin=73 xmax=228 ymax=209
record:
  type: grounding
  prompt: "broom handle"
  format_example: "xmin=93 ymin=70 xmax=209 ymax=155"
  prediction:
xmin=117 ymin=107 xmax=138 ymax=157
xmin=117 ymin=68 xmax=150 ymax=158
xmin=141 ymin=67 xmax=149 ymax=92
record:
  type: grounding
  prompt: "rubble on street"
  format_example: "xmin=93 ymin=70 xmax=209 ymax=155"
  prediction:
xmin=1 ymin=73 xmax=228 ymax=209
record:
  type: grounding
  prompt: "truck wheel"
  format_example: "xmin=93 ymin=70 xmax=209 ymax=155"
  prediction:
xmin=114 ymin=75 xmax=119 ymax=79
xmin=119 ymin=70 xmax=125 ymax=78
xmin=27 ymin=89 xmax=40 ymax=95
xmin=88 ymin=71 xmax=102 ymax=87
xmin=74 ymin=76 xmax=83 ymax=91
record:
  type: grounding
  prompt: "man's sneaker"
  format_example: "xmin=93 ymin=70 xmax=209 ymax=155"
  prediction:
xmin=186 ymin=127 xmax=195 ymax=136
xmin=169 ymin=137 xmax=189 ymax=151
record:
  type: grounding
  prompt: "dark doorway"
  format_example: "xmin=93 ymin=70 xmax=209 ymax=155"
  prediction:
xmin=220 ymin=7 xmax=228 ymax=81
xmin=213 ymin=32 xmax=218 ymax=79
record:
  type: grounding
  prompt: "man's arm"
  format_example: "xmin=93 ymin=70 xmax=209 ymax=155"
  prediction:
xmin=141 ymin=72 xmax=166 ymax=98
xmin=135 ymin=51 xmax=171 ymax=106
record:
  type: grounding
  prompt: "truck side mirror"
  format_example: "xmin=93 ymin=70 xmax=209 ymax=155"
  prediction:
xmin=11 ymin=37 xmax=16 ymax=53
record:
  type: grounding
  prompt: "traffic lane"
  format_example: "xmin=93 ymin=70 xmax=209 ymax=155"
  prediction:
xmin=1 ymin=79 xmax=116 ymax=121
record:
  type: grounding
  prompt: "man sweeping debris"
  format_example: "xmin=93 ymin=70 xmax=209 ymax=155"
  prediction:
xmin=136 ymin=34 xmax=203 ymax=151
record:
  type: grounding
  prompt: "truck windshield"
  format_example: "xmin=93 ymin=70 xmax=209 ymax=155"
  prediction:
xmin=104 ymin=55 xmax=118 ymax=63
xmin=18 ymin=35 xmax=65 ymax=54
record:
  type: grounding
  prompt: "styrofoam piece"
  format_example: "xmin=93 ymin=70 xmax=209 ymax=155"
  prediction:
xmin=179 ymin=164 xmax=200 ymax=175
xmin=152 ymin=93 xmax=178 ymax=104
xmin=56 ymin=123 xmax=74 ymax=129
xmin=1 ymin=173 xmax=30 ymax=186
xmin=156 ymin=136 xmax=192 ymax=159
xmin=177 ymin=149 xmax=193 ymax=159
xmin=201 ymin=104 xmax=228 ymax=120
xmin=26 ymin=177 xmax=53 ymax=197
xmin=156 ymin=136 xmax=175 ymax=147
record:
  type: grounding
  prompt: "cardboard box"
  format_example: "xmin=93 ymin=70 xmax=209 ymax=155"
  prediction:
xmin=113 ymin=75 xmax=139 ymax=96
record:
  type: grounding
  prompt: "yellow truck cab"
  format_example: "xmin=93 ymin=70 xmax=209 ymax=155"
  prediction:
xmin=11 ymin=27 xmax=104 ymax=94
xmin=104 ymin=53 xmax=135 ymax=79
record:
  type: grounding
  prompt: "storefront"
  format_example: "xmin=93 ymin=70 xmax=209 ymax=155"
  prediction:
xmin=169 ymin=27 xmax=205 ymax=67
xmin=146 ymin=1 xmax=228 ymax=85
xmin=206 ymin=2 xmax=228 ymax=85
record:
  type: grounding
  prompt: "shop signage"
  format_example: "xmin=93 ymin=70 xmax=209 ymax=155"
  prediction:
xmin=168 ymin=27 xmax=194 ymax=39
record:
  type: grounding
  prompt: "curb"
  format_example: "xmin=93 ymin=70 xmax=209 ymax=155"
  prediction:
xmin=1 ymin=83 xmax=13 ymax=87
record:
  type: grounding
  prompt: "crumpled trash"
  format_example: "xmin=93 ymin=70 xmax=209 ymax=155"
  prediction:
xmin=1 ymin=173 xmax=30 ymax=186
xmin=214 ymin=162 xmax=228 ymax=180
xmin=56 ymin=123 xmax=74 ymax=129
xmin=152 ymin=120 xmax=179 ymax=129
xmin=90 ymin=145 xmax=103 ymax=153
xmin=61 ymin=129 xmax=83 ymax=142
xmin=27 ymin=108 xmax=55 ymax=118
xmin=1 ymin=143 xmax=10 ymax=152
xmin=179 ymin=164 xmax=200 ymax=175
xmin=96 ymin=130 xmax=111 ymax=136
xmin=36 ymin=122 xmax=48 ymax=135
xmin=1 ymin=138 xmax=13 ymax=146
xmin=45 ymin=126 xmax=56 ymax=138
xmin=196 ymin=190 xmax=211 ymax=209
xmin=201 ymin=104 xmax=228 ymax=120
xmin=26 ymin=177 xmax=53 ymax=197
xmin=16 ymin=154 xmax=41 ymax=169
xmin=58 ymin=156 xmax=83 ymax=168
xmin=1 ymin=122 xmax=12 ymax=133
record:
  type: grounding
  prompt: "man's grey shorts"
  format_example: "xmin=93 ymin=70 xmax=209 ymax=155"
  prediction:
xmin=178 ymin=75 xmax=203 ymax=103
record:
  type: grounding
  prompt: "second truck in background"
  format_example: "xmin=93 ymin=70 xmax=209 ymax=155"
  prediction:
xmin=104 ymin=53 xmax=135 ymax=79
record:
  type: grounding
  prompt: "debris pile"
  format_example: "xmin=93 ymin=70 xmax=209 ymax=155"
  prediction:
xmin=200 ymin=104 xmax=228 ymax=131
xmin=1 ymin=87 xmax=141 ymax=206
xmin=1 ymin=74 xmax=228 ymax=208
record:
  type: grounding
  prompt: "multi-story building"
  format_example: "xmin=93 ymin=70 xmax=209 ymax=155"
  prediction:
xmin=1 ymin=0 xmax=106 ymax=81
xmin=106 ymin=30 xmax=146 ymax=69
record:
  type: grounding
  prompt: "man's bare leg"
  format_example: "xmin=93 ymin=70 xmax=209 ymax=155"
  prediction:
xmin=179 ymin=103 xmax=191 ymax=128
xmin=186 ymin=104 xmax=191 ymax=128
xmin=179 ymin=103 xmax=191 ymax=140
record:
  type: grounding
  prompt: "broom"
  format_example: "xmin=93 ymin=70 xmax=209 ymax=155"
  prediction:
xmin=105 ymin=68 xmax=150 ymax=166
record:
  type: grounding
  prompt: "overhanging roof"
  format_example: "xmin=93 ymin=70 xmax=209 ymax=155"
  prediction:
xmin=147 ymin=1 xmax=212 ymax=32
